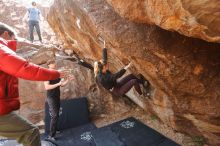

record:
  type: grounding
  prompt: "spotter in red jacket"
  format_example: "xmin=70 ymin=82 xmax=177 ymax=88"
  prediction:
xmin=0 ymin=37 xmax=60 ymax=115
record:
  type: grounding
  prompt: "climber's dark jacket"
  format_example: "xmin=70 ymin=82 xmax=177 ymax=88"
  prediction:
xmin=97 ymin=69 xmax=126 ymax=90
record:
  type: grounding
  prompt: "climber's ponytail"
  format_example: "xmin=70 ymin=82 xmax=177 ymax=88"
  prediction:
xmin=94 ymin=61 xmax=103 ymax=77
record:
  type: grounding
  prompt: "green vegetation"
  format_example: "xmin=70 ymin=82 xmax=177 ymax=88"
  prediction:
xmin=150 ymin=114 xmax=159 ymax=121
xmin=191 ymin=136 xmax=205 ymax=146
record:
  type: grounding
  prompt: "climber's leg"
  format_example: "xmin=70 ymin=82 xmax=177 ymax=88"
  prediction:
xmin=116 ymin=74 xmax=142 ymax=87
xmin=113 ymin=79 xmax=142 ymax=96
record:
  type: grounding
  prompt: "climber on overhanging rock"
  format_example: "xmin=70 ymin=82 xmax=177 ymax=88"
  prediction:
xmin=44 ymin=60 xmax=74 ymax=141
xmin=94 ymin=43 xmax=150 ymax=97
xmin=0 ymin=22 xmax=69 ymax=146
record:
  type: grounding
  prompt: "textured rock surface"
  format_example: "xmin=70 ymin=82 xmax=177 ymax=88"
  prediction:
xmin=106 ymin=0 xmax=220 ymax=43
xmin=0 ymin=0 xmax=132 ymax=134
xmin=47 ymin=0 xmax=220 ymax=145
xmin=0 ymin=0 xmax=59 ymax=44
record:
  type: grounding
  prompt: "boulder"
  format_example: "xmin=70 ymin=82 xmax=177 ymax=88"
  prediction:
xmin=47 ymin=0 xmax=220 ymax=145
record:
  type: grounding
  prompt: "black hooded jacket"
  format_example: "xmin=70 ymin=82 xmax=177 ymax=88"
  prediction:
xmin=97 ymin=68 xmax=126 ymax=90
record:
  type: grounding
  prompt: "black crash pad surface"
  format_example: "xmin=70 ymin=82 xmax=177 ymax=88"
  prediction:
xmin=43 ymin=97 xmax=180 ymax=146
xmin=109 ymin=117 xmax=166 ymax=146
xmin=42 ymin=117 xmax=180 ymax=146
xmin=45 ymin=97 xmax=90 ymax=133
xmin=92 ymin=127 xmax=125 ymax=146
xmin=42 ymin=123 xmax=97 ymax=146
xmin=92 ymin=117 xmax=180 ymax=146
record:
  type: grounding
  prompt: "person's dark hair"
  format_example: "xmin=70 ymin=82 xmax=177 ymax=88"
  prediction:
xmin=32 ymin=1 xmax=36 ymax=6
xmin=0 ymin=22 xmax=15 ymax=37
xmin=46 ymin=60 xmax=56 ymax=66
xmin=98 ymin=61 xmax=103 ymax=71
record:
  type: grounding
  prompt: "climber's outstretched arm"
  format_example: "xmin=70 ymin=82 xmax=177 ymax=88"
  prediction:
xmin=102 ymin=47 xmax=107 ymax=65
xmin=16 ymin=40 xmax=41 ymax=50
xmin=77 ymin=59 xmax=94 ymax=70
xmin=65 ymin=56 xmax=94 ymax=70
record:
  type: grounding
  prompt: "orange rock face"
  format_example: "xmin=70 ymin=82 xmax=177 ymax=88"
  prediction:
xmin=106 ymin=0 xmax=220 ymax=43
xmin=1 ymin=0 xmax=131 ymax=132
xmin=48 ymin=0 xmax=220 ymax=145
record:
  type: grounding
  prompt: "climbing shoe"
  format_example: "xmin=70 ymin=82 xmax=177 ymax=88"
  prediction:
xmin=142 ymin=81 xmax=151 ymax=98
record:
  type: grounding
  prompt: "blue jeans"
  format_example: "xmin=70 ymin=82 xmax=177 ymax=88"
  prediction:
xmin=28 ymin=20 xmax=42 ymax=42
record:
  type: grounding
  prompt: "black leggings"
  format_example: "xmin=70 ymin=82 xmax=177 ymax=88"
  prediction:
xmin=112 ymin=74 xmax=144 ymax=96
xmin=47 ymin=96 xmax=60 ymax=137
